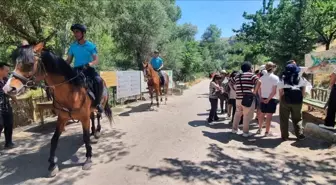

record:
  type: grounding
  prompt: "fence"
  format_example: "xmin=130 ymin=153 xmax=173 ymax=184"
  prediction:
xmin=101 ymin=70 xmax=174 ymax=101
xmin=12 ymin=96 xmax=54 ymax=128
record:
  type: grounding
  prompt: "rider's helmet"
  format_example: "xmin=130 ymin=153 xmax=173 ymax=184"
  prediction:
xmin=70 ymin=24 xmax=87 ymax=33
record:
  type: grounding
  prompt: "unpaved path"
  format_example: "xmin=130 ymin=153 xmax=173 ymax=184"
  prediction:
xmin=0 ymin=80 xmax=335 ymax=185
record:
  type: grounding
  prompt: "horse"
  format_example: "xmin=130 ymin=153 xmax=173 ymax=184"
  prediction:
xmin=142 ymin=60 xmax=169 ymax=107
xmin=2 ymin=43 xmax=113 ymax=177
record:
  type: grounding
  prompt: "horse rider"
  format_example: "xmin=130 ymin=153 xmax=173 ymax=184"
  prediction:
xmin=150 ymin=50 xmax=164 ymax=84
xmin=66 ymin=23 xmax=104 ymax=113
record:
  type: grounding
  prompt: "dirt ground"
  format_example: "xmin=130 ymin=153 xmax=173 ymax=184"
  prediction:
xmin=0 ymin=80 xmax=335 ymax=185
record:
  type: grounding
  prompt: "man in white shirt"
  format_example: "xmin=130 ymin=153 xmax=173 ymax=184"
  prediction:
xmin=257 ymin=62 xmax=279 ymax=136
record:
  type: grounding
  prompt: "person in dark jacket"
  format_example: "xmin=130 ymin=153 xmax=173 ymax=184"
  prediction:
xmin=0 ymin=62 xmax=17 ymax=149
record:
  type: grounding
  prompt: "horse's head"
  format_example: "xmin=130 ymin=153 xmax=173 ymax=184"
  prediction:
xmin=142 ymin=59 xmax=153 ymax=82
xmin=3 ymin=42 xmax=44 ymax=96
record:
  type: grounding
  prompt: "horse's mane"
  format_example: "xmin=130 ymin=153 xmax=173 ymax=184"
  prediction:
xmin=11 ymin=45 xmax=82 ymax=87
xmin=41 ymin=49 xmax=82 ymax=87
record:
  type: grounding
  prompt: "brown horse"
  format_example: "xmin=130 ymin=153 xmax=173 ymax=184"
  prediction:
xmin=3 ymin=43 xmax=112 ymax=177
xmin=143 ymin=59 xmax=169 ymax=107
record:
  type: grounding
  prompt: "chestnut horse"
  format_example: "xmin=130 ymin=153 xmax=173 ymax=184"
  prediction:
xmin=3 ymin=43 xmax=112 ymax=177
xmin=143 ymin=60 xmax=169 ymax=107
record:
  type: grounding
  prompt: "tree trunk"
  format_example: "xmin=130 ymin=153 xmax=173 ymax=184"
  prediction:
xmin=326 ymin=42 xmax=330 ymax=51
xmin=136 ymin=50 xmax=143 ymax=70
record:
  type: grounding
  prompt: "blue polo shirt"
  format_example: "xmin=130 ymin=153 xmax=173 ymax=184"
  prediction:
xmin=150 ymin=57 xmax=163 ymax=70
xmin=68 ymin=41 xmax=98 ymax=67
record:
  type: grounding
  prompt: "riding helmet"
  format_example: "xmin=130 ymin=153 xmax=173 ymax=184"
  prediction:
xmin=70 ymin=24 xmax=87 ymax=33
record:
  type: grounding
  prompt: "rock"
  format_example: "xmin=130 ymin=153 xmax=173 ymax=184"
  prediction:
xmin=304 ymin=123 xmax=336 ymax=143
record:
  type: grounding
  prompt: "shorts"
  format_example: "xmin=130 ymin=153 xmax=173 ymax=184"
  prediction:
xmin=260 ymin=98 xmax=278 ymax=114
xmin=228 ymin=99 xmax=235 ymax=105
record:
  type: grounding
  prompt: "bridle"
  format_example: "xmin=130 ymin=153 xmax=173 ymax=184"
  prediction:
xmin=12 ymin=51 xmax=80 ymax=89
xmin=11 ymin=49 xmax=85 ymax=122
xmin=143 ymin=63 xmax=153 ymax=81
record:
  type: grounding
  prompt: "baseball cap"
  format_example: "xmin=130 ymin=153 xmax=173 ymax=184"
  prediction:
xmin=285 ymin=64 xmax=300 ymax=73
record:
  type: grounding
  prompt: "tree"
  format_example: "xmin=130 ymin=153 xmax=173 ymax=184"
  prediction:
xmin=307 ymin=0 xmax=336 ymax=50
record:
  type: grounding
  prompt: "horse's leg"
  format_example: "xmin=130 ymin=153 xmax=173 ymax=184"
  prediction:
xmin=165 ymin=83 xmax=168 ymax=105
xmin=94 ymin=113 xmax=101 ymax=139
xmin=149 ymin=86 xmax=153 ymax=107
xmin=90 ymin=112 xmax=95 ymax=136
xmin=48 ymin=118 xmax=65 ymax=177
xmin=159 ymin=86 xmax=164 ymax=103
xmin=155 ymin=86 xmax=160 ymax=107
xmin=82 ymin=118 xmax=93 ymax=170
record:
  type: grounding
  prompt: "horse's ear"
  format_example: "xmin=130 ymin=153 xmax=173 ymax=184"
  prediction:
xmin=33 ymin=42 xmax=44 ymax=53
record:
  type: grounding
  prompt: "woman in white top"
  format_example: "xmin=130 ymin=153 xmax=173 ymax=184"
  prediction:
xmin=257 ymin=62 xmax=279 ymax=136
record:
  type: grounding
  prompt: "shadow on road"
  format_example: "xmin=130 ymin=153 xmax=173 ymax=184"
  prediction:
xmin=119 ymin=103 xmax=152 ymax=117
xmin=127 ymin=143 xmax=336 ymax=184
xmin=0 ymin=127 xmax=130 ymax=185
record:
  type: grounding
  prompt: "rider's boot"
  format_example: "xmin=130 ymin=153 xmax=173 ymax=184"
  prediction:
xmin=94 ymin=76 xmax=104 ymax=113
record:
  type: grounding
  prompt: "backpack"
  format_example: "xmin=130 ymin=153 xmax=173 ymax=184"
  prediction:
xmin=283 ymin=86 xmax=304 ymax=104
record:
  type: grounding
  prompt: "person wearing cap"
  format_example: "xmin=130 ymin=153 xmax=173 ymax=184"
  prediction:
xmin=66 ymin=23 xmax=104 ymax=113
xmin=278 ymin=63 xmax=308 ymax=141
xmin=219 ymin=70 xmax=229 ymax=114
xmin=286 ymin=60 xmax=336 ymax=130
xmin=257 ymin=62 xmax=279 ymax=136
xmin=232 ymin=62 xmax=261 ymax=137
xmin=150 ymin=50 xmax=165 ymax=84
xmin=208 ymin=74 xmax=223 ymax=124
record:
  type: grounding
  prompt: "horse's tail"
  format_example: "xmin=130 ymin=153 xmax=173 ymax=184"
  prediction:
xmin=102 ymin=81 xmax=113 ymax=126
xmin=104 ymin=101 xmax=113 ymax=126
xmin=104 ymin=93 xmax=113 ymax=126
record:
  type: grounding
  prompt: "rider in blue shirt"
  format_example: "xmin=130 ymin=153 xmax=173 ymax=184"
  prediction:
xmin=150 ymin=50 xmax=164 ymax=83
xmin=66 ymin=24 xmax=104 ymax=113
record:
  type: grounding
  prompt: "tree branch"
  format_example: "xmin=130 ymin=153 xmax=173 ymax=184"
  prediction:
xmin=0 ymin=10 xmax=38 ymax=43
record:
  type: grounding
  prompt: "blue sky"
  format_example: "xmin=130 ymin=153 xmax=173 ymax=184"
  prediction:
xmin=176 ymin=0 xmax=279 ymax=40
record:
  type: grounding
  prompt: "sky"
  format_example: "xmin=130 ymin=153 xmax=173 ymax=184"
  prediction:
xmin=176 ymin=0 xmax=279 ymax=40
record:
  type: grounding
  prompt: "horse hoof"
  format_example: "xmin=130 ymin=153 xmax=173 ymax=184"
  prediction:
xmin=48 ymin=165 xmax=59 ymax=177
xmin=82 ymin=158 xmax=92 ymax=170
xmin=94 ymin=131 xmax=101 ymax=139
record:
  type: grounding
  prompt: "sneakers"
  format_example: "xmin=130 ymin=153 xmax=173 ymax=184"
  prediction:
xmin=96 ymin=104 xmax=104 ymax=113
xmin=242 ymin=132 xmax=252 ymax=137
xmin=319 ymin=124 xmax=335 ymax=130
xmin=4 ymin=142 xmax=15 ymax=149
xmin=231 ymin=129 xmax=238 ymax=134
xmin=297 ymin=134 xmax=306 ymax=141
xmin=265 ymin=132 xmax=277 ymax=137
xmin=256 ymin=129 xmax=262 ymax=135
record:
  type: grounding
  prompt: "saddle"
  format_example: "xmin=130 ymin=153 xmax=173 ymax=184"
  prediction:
xmin=77 ymin=70 xmax=96 ymax=101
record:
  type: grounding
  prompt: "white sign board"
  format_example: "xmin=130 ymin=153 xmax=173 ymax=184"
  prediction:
xmin=116 ymin=71 xmax=141 ymax=99
xmin=140 ymin=70 xmax=174 ymax=93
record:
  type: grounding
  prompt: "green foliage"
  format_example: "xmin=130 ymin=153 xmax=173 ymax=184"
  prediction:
xmin=1 ymin=0 xmax=335 ymax=85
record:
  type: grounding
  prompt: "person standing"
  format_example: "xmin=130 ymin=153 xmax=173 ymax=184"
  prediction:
xmin=232 ymin=62 xmax=261 ymax=137
xmin=319 ymin=62 xmax=336 ymax=130
xmin=208 ymin=74 xmax=222 ymax=125
xmin=257 ymin=62 xmax=279 ymax=136
xmin=219 ymin=70 xmax=229 ymax=114
xmin=278 ymin=64 xmax=307 ymax=141
xmin=0 ymin=62 xmax=16 ymax=149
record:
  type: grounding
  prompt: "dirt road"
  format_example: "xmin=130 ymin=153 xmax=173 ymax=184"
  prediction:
xmin=0 ymin=80 xmax=335 ymax=185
